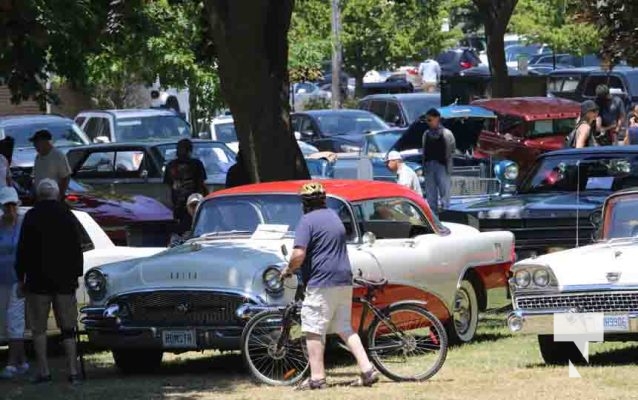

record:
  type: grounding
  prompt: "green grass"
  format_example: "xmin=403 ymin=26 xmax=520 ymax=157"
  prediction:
xmin=3 ymin=291 xmax=638 ymax=400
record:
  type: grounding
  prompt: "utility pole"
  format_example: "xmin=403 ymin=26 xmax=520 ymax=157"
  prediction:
xmin=331 ymin=0 xmax=342 ymax=110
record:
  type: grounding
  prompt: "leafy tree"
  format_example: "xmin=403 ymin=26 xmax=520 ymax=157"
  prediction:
xmin=288 ymin=0 xmax=330 ymax=83
xmin=472 ymin=0 xmax=519 ymax=97
xmin=584 ymin=0 xmax=638 ymax=67
xmin=510 ymin=0 xmax=600 ymax=55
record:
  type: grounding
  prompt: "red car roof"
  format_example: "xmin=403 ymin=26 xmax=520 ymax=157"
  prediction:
xmin=472 ymin=97 xmax=580 ymax=121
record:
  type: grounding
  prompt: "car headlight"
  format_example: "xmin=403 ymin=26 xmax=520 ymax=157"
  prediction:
xmin=263 ymin=267 xmax=284 ymax=295
xmin=504 ymin=163 xmax=519 ymax=181
xmin=533 ymin=269 xmax=550 ymax=287
xmin=514 ymin=270 xmax=531 ymax=288
xmin=340 ymin=144 xmax=361 ymax=152
xmin=85 ymin=269 xmax=107 ymax=300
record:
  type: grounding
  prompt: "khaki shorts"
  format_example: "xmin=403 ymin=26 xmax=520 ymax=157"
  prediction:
xmin=0 ymin=283 xmax=26 ymax=340
xmin=301 ymin=286 xmax=353 ymax=337
xmin=27 ymin=293 xmax=77 ymax=335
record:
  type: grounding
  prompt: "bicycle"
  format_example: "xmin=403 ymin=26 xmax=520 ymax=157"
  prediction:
xmin=240 ymin=270 xmax=448 ymax=386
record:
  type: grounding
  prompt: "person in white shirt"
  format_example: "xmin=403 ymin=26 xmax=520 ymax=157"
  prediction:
xmin=417 ymin=59 xmax=441 ymax=92
xmin=31 ymin=130 xmax=71 ymax=201
xmin=384 ymin=151 xmax=423 ymax=196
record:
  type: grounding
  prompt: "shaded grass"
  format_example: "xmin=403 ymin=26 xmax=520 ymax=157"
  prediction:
xmin=2 ymin=290 xmax=638 ymax=400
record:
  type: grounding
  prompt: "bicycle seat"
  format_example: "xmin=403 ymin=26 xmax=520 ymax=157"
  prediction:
xmin=353 ymin=277 xmax=388 ymax=288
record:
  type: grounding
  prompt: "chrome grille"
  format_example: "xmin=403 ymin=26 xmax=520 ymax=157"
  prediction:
xmin=112 ymin=291 xmax=249 ymax=326
xmin=516 ymin=292 xmax=638 ymax=313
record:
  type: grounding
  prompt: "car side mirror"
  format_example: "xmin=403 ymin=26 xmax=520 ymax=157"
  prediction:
xmin=361 ymin=231 xmax=376 ymax=246
xmin=94 ymin=136 xmax=110 ymax=144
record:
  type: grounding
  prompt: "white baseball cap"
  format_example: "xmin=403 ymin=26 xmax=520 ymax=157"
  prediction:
xmin=0 ymin=186 xmax=20 ymax=206
xmin=384 ymin=151 xmax=403 ymax=162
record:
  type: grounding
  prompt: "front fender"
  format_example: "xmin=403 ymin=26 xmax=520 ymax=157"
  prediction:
xmin=387 ymin=299 xmax=428 ymax=309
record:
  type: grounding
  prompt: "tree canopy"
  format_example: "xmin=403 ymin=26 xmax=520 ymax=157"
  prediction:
xmin=584 ymin=0 xmax=638 ymax=66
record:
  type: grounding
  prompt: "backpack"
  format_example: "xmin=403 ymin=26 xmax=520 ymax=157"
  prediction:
xmin=565 ymin=120 xmax=592 ymax=148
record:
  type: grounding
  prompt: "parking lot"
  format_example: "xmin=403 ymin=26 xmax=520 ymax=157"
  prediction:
xmin=2 ymin=295 xmax=637 ymax=400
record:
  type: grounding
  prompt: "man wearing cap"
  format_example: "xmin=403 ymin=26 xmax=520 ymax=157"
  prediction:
xmin=594 ymin=84 xmax=626 ymax=145
xmin=422 ymin=108 xmax=455 ymax=213
xmin=31 ymin=130 xmax=71 ymax=201
xmin=15 ymin=179 xmax=83 ymax=384
xmin=385 ymin=151 xmax=423 ymax=196
xmin=571 ymin=100 xmax=600 ymax=148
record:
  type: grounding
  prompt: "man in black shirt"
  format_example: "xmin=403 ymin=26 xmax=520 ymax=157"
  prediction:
xmin=163 ymin=139 xmax=208 ymax=234
xmin=422 ymin=108 xmax=456 ymax=214
xmin=15 ymin=179 xmax=83 ymax=384
xmin=595 ymin=84 xmax=626 ymax=145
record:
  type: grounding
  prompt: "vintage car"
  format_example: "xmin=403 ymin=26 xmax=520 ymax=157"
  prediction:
xmin=0 ymin=209 xmax=164 ymax=344
xmin=507 ymin=188 xmax=638 ymax=365
xmin=441 ymin=146 xmax=638 ymax=259
xmin=81 ymin=180 xmax=514 ymax=373
xmin=471 ymin=97 xmax=580 ymax=173
xmin=66 ymin=139 xmax=236 ymax=208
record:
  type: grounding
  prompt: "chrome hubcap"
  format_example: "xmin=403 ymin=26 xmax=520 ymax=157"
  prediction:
xmin=453 ymin=289 xmax=471 ymax=334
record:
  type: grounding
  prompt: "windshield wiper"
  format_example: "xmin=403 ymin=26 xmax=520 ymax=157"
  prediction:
xmin=198 ymin=230 xmax=253 ymax=239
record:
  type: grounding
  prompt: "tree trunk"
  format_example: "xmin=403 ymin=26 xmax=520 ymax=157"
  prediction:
xmin=354 ymin=73 xmax=365 ymax=99
xmin=203 ymin=0 xmax=309 ymax=184
xmin=473 ymin=0 xmax=518 ymax=98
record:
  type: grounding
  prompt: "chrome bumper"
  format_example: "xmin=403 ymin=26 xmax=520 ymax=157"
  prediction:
xmin=80 ymin=302 xmax=278 ymax=351
xmin=507 ymin=309 xmax=638 ymax=335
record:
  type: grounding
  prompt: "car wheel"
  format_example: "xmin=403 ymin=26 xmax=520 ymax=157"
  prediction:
xmin=538 ymin=335 xmax=587 ymax=365
xmin=447 ymin=280 xmax=479 ymax=343
xmin=112 ymin=349 xmax=163 ymax=374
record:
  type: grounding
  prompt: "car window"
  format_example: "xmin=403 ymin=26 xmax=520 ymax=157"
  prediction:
xmin=355 ymin=198 xmax=434 ymax=238
xmin=548 ymin=75 xmax=581 ymax=93
xmin=436 ymin=51 xmax=457 ymax=65
xmin=528 ymin=118 xmax=576 ymax=138
xmin=315 ymin=112 xmax=389 ymax=136
xmin=369 ymin=101 xmax=387 ymax=120
xmin=402 ymin=97 xmax=441 ymax=122
xmin=358 ymin=99 xmax=370 ymax=111
xmin=213 ymin=122 xmax=237 ymax=143
xmin=299 ymin=117 xmax=316 ymax=135
xmin=76 ymin=151 xmax=116 ymax=177
xmin=115 ymin=115 xmax=191 ymax=142
xmin=114 ymin=151 xmax=145 ymax=172
xmin=155 ymin=142 xmax=236 ymax=176
xmin=461 ymin=50 xmax=480 ymax=65
xmin=74 ymin=116 xmax=86 ymax=127
xmin=499 ymin=115 xmax=525 ymax=135
xmin=0 ymin=120 xmax=89 ymax=148
xmin=605 ymin=195 xmax=638 ymax=239
xmin=84 ymin=117 xmax=111 ymax=141
xmin=583 ymin=75 xmax=626 ymax=96
xmin=384 ymin=102 xmax=403 ymax=126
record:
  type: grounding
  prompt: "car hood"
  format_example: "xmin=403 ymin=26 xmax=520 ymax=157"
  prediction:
xmin=517 ymin=241 xmax=638 ymax=288
xmin=99 ymin=238 xmax=292 ymax=295
xmin=11 ymin=146 xmax=75 ymax=168
xmin=446 ymin=191 xmax=609 ymax=219
xmin=70 ymin=191 xmax=173 ymax=223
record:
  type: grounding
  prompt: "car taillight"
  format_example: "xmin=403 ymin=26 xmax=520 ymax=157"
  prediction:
xmin=460 ymin=61 xmax=472 ymax=69
xmin=407 ymin=68 xmax=418 ymax=75
xmin=510 ymin=242 xmax=516 ymax=262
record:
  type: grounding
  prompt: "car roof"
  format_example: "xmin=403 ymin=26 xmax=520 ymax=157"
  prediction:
xmin=209 ymin=179 xmax=426 ymax=204
xmin=0 ymin=114 xmax=73 ymax=127
xmin=471 ymin=97 xmax=579 ymax=120
xmin=76 ymin=108 xmax=182 ymax=119
xmin=547 ymin=66 xmax=638 ymax=75
xmin=360 ymin=93 xmax=440 ymax=101
xmin=541 ymin=145 xmax=638 ymax=158
xmin=295 ymin=109 xmax=376 ymax=117
xmin=66 ymin=139 xmax=226 ymax=151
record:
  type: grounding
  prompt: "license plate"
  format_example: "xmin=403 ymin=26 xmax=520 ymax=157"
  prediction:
xmin=161 ymin=330 xmax=196 ymax=348
xmin=604 ymin=315 xmax=629 ymax=332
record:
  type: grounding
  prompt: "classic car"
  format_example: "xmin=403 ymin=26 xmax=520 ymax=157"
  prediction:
xmin=292 ymin=109 xmax=390 ymax=153
xmin=507 ymin=188 xmax=638 ymax=365
xmin=441 ymin=146 xmax=638 ymax=259
xmin=81 ymin=180 xmax=514 ymax=373
xmin=0 ymin=208 xmax=164 ymax=344
xmin=66 ymin=139 xmax=236 ymax=208
xmin=357 ymin=93 xmax=441 ymax=127
xmin=471 ymin=97 xmax=580 ymax=173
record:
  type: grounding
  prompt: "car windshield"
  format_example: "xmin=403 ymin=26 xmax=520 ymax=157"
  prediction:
xmin=548 ymin=76 xmax=581 ymax=93
xmin=528 ymin=118 xmax=576 ymax=138
xmin=315 ymin=112 xmax=388 ymax=136
xmin=436 ymin=51 xmax=457 ymax=65
xmin=214 ymin=122 xmax=237 ymax=143
xmin=193 ymin=194 xmax=355 ymax=239
xmin=155 ymin=142 xmax=236 ymax=175
xmin=519 ymin=154 xmax=638 ymax=194
xmin=365 ymin=130 xmax=403 ymax=155
xmin=402 ymin=97 xmax=441 ymax=122
xmin=505 ymin=45 xmax=541 ymax=62
xmin=605 ymin=196 xmax=638 ymax=239
xmin=0 ymin=121 xmax=89 ymax=148
xmin=115 ymin=115 xmax=191 ymax=142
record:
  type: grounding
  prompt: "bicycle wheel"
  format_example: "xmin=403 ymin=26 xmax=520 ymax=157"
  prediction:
xmin=367 ymin=303 xmax=448 ymax=381
xmin=240 ymin=309 xmax=309 ymax=386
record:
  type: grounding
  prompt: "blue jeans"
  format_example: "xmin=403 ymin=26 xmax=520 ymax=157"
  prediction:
xmin=424 ymin=160 xmax=451 ymax=213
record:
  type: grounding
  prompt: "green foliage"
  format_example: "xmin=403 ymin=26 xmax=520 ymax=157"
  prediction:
xmin=289 ymin=0 xmax=330 ymax=82
xmin=584 ymin=0 xmax=638 ymax=66
xmin=510 ymin=0 xmax=600 ymax=54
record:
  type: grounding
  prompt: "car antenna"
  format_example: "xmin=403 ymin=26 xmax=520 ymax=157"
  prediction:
xmin=575 ymin=159 xmax=580 ymax=248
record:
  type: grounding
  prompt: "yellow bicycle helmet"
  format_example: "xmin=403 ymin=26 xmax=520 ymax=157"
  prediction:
xmin=300 ymin=181 xmax=326 ymax=199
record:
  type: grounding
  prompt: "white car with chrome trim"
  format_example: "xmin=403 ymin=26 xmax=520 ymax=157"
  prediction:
xmin=507 ymin=189 xmax=638 ymax=364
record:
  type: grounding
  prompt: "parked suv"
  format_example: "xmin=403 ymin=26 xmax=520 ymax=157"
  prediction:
xmin=436 ymin=48 xmax=482 ymax=77
xmin=547 ymin=67 xmax=638 ymax=109
xmin=75 ymin=109 xmax=191 ymax=143
xmin=357 ymin=93 xmax=441 ymax=127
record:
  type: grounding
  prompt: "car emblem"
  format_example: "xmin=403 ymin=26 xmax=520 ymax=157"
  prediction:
xmin=606 ymin=272 xmax=621 ymax=283
xmin=176 ymin=303 xmax=191 ymax=313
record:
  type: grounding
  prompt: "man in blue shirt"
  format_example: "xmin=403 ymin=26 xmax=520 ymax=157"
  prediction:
xmin=281 ymin=182 xmax=379 ymax=390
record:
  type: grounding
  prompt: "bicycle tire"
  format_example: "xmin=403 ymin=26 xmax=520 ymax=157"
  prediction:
xmin=240 ymin=309 xmax=309 ymax=386
xmin=366 ymin=303 xmax=448 ymax=382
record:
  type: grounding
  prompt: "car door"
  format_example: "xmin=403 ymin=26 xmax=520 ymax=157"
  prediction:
xmin=384 ymin=101 xmax=406 ymax=127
